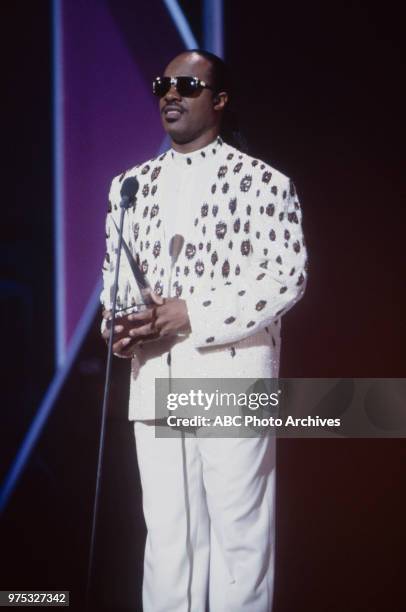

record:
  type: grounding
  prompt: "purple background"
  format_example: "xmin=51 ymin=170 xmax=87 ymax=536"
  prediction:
xmin=61 ymin=0 xmax=184 ymax=345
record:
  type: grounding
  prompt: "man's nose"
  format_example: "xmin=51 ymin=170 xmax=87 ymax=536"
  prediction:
xmin=164 ymin=84 xmax=181 ymax=102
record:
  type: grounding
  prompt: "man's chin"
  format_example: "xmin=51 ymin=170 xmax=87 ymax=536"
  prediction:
xmin=162 ymin=114 xmax=185 ymax=131
xmin=164 ymin=126 xmax=192 ymax=144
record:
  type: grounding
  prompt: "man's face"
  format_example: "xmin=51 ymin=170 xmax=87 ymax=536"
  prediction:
xmin=159 ymin=52 xmax=219 ymax=145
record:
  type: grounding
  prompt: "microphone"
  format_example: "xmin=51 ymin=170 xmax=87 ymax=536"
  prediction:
xmin=120 ymin=176 xmax=139 ymax=209
xmin=169 ymin=234 xmax=184 ymax=268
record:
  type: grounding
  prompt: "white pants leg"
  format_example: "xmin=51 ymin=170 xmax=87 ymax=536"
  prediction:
xmin=200 ymin=434 xmax=276 ymax=612
xmin=134 ymin=421 xmax=210 ymax=612
xmin=134 ymin=422 xmax=276 ymax=612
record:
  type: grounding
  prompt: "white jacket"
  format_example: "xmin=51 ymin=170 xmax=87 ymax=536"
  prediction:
xmin=101 ymin=137 xmax=308 ymax=420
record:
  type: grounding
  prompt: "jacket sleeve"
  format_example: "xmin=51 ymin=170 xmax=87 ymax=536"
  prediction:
xmin=186 ymin=176 xmax=308 ymax=348
xmin=100 ymin=179 xmax=119 ymax=313
xmin=100 ymin=177 xmax=139 ymax=317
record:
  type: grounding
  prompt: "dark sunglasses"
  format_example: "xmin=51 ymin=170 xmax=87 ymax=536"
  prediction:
xmin=152 ymin=75 xmax=214 ymax=98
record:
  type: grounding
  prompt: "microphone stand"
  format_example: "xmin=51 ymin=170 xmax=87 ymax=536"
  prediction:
xmin=85 ymin=193 xmax=134 ymax=610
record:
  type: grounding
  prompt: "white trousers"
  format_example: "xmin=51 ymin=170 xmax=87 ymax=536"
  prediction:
xmin=133 ymin=421 xmax=276 ymax=612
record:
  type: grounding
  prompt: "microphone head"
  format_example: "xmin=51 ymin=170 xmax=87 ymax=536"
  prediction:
xmin=169 ymin=234 xmax=184 ymax=265
xmin=120 ymin=176 xmax=139 ymax=208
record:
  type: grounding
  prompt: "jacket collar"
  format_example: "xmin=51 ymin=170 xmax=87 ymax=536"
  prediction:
xmin=169 ymin=136 xmax=224 ymax=168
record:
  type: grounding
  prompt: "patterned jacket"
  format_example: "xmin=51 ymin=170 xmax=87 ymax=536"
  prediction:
xmin=101 ymin=136 xmax=308 ymax=419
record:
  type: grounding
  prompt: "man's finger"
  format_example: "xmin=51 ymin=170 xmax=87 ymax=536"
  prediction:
xmin=102 ymin=328 xmax=125 ymax=342
xmin=148 ymin=290 xmax=165 ymax=306
xmin=128 ymin=322 xmax=157 ymax=338
xmin=105 ymin=318 xmax=125 ymax=331
xmin=128 ymin=309 xmax=153 ymax=322
xmin=112 ymin=336 xmax=132 ymax=353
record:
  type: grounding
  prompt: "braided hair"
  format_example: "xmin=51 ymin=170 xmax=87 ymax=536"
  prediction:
xmin=188 ymin=49 xmax=248 ymax=152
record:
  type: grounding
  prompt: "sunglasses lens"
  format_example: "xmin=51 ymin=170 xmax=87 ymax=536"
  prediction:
xmin=152 ymin=77 xmax=171 ymax=97
xmin=176 ymin=77 xmax=198 ymax=96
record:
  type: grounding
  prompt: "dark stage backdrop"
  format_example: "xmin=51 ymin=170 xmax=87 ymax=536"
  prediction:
xmin=224 ymin=2 xmax=406 ymax=378
xmin=1 ymin=1 xmax=405 ymax=611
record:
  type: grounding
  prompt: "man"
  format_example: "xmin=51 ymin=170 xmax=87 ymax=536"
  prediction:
xmin=101 ymin=50 xmax=307 ymax=611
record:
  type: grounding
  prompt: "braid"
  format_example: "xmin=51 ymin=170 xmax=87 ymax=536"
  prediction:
xmin=188 ymin=49 xmax=248 ymax=152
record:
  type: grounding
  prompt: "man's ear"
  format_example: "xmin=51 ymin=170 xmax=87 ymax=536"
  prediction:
xmin=213 ymin=91 xmax=228 ymax=111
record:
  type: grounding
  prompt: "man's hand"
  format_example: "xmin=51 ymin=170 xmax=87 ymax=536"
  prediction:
xmin=101 ymin=310 xmax=145 ymax=357
xmin=101 ymin=291 xmax=191 ymax=357
xmin=127 ymin=291 xmax=191 ymax=342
